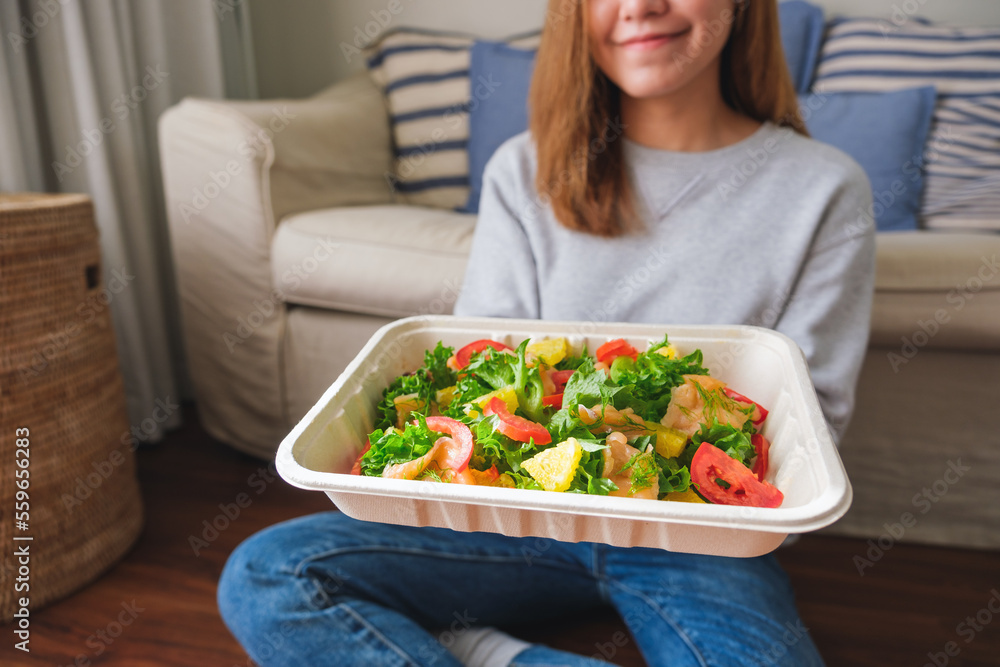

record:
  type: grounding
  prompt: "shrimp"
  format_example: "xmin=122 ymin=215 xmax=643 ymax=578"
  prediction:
xmin=602 ymin=432 xmax=659 ymax=500
xmin=381 ymin=437 xmax=478 ymax=484
xmin=382 ymin=440 xmax=443 ymax=480
xmin=661 ymin=375 xmax=749 ymax=436
xmin=578 ymin=404 xmax=650 ymax=438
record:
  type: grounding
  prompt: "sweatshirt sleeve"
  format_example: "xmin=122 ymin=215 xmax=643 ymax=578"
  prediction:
xmin=453 ymin=139 xmax=541 ymax=319
xmin=775 ymin=163 xmax=876 ymax=444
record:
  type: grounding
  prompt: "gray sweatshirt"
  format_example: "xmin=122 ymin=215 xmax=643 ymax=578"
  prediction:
xmin=453 ymin=123 xmax=876 ymax=443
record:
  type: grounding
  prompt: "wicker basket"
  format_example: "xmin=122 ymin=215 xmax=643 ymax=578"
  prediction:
xmin=0 ymin=193 xmax=144 ymax=621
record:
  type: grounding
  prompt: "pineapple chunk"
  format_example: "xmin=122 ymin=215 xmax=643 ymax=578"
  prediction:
xmin=471 ymin=386 xmax=519 ymax=413
xmin=527 ymin=337 xmax=569 ymax=366
xmin=655 ymin=345 xmax=679 ymax=360
xmin=393 ymin=393 xmax=425 ymax=428
xmin=521 ymin=438 xmax=583 ymax=492
xmin=653 ymin=424 xmax=688 ymax=459
xmin=435 ymin=385 xmax=458 ymax=407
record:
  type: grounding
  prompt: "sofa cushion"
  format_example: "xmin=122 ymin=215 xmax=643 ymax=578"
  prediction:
xmin=813 ymin=18 xmax=1000 ymax=231
xmin=875 ymin=232 xmax=1000 ymax=291
xmin=464 ymin=41 xmax=536 ymax=213
xmin=271 ymin=205 xmax=476 ymax=318
xmin=800 ymin=87 xmax=936 ymax=232
xmin=364 ymin=30 xmax=539 ymax=211
xmin=870 ymin=232 xmax=1000 ymax=351
xmin=778 ymin=1 xmax=825 ymax=93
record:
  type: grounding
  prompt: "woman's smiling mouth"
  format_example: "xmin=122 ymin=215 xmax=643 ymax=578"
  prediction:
xmin=618 ymin=28 xmax=691 ymax=50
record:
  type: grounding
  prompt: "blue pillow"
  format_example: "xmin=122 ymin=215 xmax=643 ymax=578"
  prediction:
xmin=800 ymin=86 xmax=937 ymax=232
xmin=463 ymin=41 xmax=536 ymax=213
xmin=778 ymin=1 xmax=825 ymax=93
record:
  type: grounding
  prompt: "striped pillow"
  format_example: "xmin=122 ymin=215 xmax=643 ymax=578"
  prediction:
xmin=365 ymin=30 xmax=539 ymax=210
xmin=813 ymin=19 xmax=1000 ymax=231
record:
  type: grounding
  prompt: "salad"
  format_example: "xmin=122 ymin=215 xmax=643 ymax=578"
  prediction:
xmin=350 ymin=335 xmax=784 ymax=508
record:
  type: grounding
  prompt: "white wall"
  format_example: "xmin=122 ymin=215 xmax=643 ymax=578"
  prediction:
xmin=248 ymin=0 xmax=548 ymax=98
xmin=248 ymin=0 xmax=1000 ymax=99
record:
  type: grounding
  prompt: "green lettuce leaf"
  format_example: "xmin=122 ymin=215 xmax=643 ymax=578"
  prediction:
xmin=360 ymin=415 xmax=437 ymax=475
xmin=654 ymin=453 xmax=692 ymax=494
xmin=375 ymin=343 xmax=456 ymax=430
xmin=610 ymin=336 xmax=709 ymax=422
xmin=561 ymin=359 xmax=624 ymax=415
xmin=692 ymin=422 xmax=755 ymax=467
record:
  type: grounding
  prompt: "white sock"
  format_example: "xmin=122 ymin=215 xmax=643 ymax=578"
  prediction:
xmin=443 ymin=626 xmax=533 ymax=667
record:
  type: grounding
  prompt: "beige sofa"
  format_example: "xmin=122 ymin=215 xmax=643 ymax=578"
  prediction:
xmin=159 ymin=71 xmax=1000 ymax=550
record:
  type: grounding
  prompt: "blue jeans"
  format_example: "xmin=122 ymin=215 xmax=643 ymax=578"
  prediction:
xmin=217 ymin=512 xmax=823 ymax=667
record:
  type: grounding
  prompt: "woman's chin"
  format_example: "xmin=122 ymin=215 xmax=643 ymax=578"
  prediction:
xmin=617 ymin=78 xmax=689 ymax=102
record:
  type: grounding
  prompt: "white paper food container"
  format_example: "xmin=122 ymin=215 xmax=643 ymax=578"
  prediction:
xmin=276 ymin=316 xmax=852 ymax=558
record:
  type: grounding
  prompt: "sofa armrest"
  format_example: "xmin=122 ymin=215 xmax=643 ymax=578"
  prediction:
xmin=158 ymin=71 xmax=393 ymax=457
xmin=217 ymin=71 xmax=395 ymax=223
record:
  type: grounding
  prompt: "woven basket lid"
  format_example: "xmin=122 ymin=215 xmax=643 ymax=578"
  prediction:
xmin=0 ymin=192 xmax=92 ymax=210
xmin=0 ymin=192 xmax=97 ymax=256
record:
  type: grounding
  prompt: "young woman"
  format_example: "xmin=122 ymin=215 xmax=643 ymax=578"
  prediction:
xmin=217 ymin=1 xmax=874 ymax=665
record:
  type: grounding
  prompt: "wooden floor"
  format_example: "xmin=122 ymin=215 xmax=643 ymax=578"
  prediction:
xmin=4 ymin=404 xmax=999 ymax=666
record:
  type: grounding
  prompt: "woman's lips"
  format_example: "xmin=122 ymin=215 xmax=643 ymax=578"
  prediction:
xmin=619 ymin=29 xmax=690 ymax=50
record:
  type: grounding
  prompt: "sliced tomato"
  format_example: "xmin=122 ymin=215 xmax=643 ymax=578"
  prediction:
xmin=349 ymin=441 xmax=372 ymax=475
xmin=722 ymin=388 xmax=769 ymax=426
xmin=484 ymin=397 xmax=552 ymax=445
xmin=690 ymin=442 xmax=783 ymax=508
xmin=596 ymin=339 xmax=638 ymax=365
xmin=549 ymin=370 xmax=575 ymax=390
xmin=483 ymin=464 xmax=500 ymax=482
xmin=751 ymin=433 xmax=770 ymax=482
xmin=424 ymin=416 xmax=474 ymax=472
xmin=454 ymin=339 xmax=512 ymax=370
xmin=542 ymin=393 xmax=564 ymax=409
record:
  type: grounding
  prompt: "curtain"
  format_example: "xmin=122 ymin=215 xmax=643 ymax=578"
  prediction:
xmin=0 ymin=0 xmax=256 ymax=442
